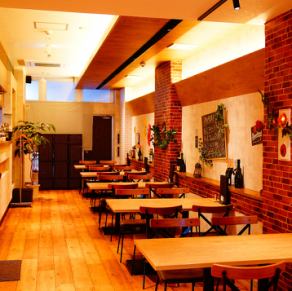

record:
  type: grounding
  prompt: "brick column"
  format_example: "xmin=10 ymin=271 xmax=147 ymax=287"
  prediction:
xmin=154 ymin=61 xmax=182 ymax=180
xmin=263 ymin=10 xmax=291 ymax=290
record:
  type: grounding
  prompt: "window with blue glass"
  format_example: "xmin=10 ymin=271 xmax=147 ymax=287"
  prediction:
xmin=46 ymin=79 xmax=75 ymax=101
xmin=82 ymin=89 xmax=113 ymax=103
xmin=26 ymin=80 xmax=39 ymax=100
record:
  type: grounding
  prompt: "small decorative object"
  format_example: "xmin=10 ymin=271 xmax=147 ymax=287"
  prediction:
xmin=150 ymin=123 xmax=177 ymax=149
xmin=233 ymin=159 xmax=244 ymax=188
xmin=278 ymin=108 xmax=291 ymax=161
xmin=149 ymin=148 xmax=154 ymax=163
xmin=251 ymin=120 xmax=264 ymax=146
xmin=147 ymin=124 xmax=152 ymax=146
xmin=137 ymin=143 xmax=143 ymax=161
xmin=194 ymin=162 xmax=202 ymax=178
xmin=225 ymin=167 xmax=233 ymax=186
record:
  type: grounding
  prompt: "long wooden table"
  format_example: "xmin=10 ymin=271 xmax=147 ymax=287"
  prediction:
xmin=87 ymin=181 xmax=169 ymax=191
xmin=106 ymin=197 xmax=220 ymax=213
xmin=135 ymin=233 xmax=292 ymax=290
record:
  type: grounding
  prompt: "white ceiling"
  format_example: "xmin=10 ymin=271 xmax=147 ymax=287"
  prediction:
xmin=0 ymin=0 xmax=290 ymax=80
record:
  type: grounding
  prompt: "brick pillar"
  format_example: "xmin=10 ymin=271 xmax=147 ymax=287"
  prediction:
xmin=154 ymin=61 xmax=182 ymax=181
xmin=263 ymin=10 xmax=292 ymax=290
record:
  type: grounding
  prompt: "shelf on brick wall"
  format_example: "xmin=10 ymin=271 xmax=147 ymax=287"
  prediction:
xmin=175 ymin=171 xmax=262 ymax=201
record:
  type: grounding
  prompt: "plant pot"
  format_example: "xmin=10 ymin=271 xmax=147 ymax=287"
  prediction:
xmin=11 ymin=188 xmax=33 ymax=203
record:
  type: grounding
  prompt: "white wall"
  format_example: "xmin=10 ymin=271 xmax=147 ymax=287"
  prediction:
xmin=131 ymin=112 xmax=154 ymax=158
xmin=182 ymin=92 xmax=263 ymax=192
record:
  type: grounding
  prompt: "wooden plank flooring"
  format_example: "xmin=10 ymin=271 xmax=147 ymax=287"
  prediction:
xmin=0 ymin=190 xmax=201 ymax=291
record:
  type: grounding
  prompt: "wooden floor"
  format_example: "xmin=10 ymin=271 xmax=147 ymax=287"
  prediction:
xmin=0 ymin=190 xmax=203 ymax=291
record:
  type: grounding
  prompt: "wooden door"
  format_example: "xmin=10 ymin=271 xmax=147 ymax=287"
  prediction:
xmin=92 ymin=116 xmax=112 ymax=163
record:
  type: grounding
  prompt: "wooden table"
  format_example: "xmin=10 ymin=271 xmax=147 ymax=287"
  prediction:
xmin=87 ymin=181 xmax=170 ymax=192
xmin=106 ymin=197 xmax=222 ymax=233
xmin=106 ymin=197 xmax=220 ymax=213
xmin=135 ymin=233 xmax=292 ymax=290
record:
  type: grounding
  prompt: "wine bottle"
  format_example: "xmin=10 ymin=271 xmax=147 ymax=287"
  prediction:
xmin=234 ymin=159 xmax=243 ymax=188
xmin=180 ymin=153 xmax=186 ymax=172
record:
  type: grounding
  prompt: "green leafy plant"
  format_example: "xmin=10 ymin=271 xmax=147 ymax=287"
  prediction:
xmin=198 ymin=138 xmax=213 ymax=167
xmin=12 ymin=121 xmax=55 ymax=157
xmin=12 ymin=121 xmax=55 ymax=188
xmin=151 ymin=123 xmax=177 ymax=149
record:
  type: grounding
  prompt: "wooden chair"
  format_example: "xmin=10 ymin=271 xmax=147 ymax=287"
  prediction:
xmin=113 ymin=164 xmax=134 ymax=171
xmin=87 ymin=165 xmax=110 ymax=172
xmin=127 ymin=173 xmax=152 ymax=182
xmin=211 ymin=261 xmax=286 ymax=291
xmin=129 ymin=205 xmax=183 ymax=282
xmin=97 ymin=174 xmax=124 ymax=182
xmin=211 ymin=215 xmax=258 ymax=235
xmin=146 ymin=182 xmax=174 ymax=197
xmin=192 ymin=204 xmax=233 ymax=236
xmin=155 ymin=187 xmax=189 ymax=198
xmin=115 ymin=188 xmax=150 ymax=262
xmin=151 ymin=218 xmax=202 ymax=291
xmin=99 ymin=160 xmax=116 ymax=166
xmin=79 ymin=160 xmax=96 ymax=165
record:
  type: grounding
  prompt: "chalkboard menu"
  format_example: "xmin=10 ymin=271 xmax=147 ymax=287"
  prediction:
xmin=202 ymin=111 xmax=226 ymax=159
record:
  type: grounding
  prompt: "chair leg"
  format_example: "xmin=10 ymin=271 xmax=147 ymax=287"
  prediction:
xmin=117 ymin=233 xmax=121 ymax=253
xmin=110 ymin=214 xmax=114 ymax=241
xmin=120 ymin=234 xmax=124 ymax=263
xmin=192 ymin=282 xmax=195 ymax=291
xmin=142 ymin=259 xmax=146 ymax=289
xmin=155 ymin=274 xmax=159 ymax=291
xmin=164 ymin=282 xmax=167 ymax=291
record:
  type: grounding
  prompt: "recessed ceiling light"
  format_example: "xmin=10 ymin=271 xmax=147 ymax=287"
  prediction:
xmin=167 ymin=43 xmax=197 ymax=51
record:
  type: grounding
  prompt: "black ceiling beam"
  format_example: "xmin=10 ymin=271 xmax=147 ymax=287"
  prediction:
xmin=198 ymin=0 xmax=227 ymax=21
xmin=96 ymin=19 xmax=182 ymax=89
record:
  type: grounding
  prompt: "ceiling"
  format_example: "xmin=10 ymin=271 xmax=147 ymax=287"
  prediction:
xmin=0 ymin=0 xmax=290 ymax=89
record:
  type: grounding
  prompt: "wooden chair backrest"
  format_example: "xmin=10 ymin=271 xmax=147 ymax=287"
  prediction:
xmin=97 ymin=174 xmax=124 ymax=182
xmin=211 ymin=215 xmax=258 ymax=235
xmin=115 ymin=188 xmax=150 ymax=197
xmin=150 ymin=217 xmax=200 ymax=228
xmin=99 ymin=160 xmax=116 ymax=165
xmin=113 ymin=165 xmax=134 ymax=171
xmin=88 ymin=166 xmax=110 ymax=171
xmin=140 ymin=205 xmax=182 ymax=217
xmin=109 ymin=183 xmax=138 ymax=190
xmin=192 ymin=204 xmax=233 ymax=214
xmin=146 ymin=182 xmax=173 ymax=189
xmin=156 ymin=187 xmax=189 ymax=197
xmin=127 ymin=173 xmax=152 ymax=182
xmin=211 ymin=261 xmax=285 ymax=290
xmin=79 ymin=160 xmax=96 ymax=165
xmin=212 ymin=215 xmax=258 ymax=226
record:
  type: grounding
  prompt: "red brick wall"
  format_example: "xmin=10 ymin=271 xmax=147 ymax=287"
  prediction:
xmin=264 ymin=11 xmax=292 ymax=290
xmin=263 ymin=9 xmax=292 ymax=235
xmin=154 ymin=61 xmax=182 ymax=181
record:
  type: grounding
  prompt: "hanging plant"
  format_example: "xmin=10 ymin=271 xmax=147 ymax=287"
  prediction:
xmin=150 ymin=123 xmax=177 ymax=149
xmin=258 ymin=90 xmax=278 ymax=130
xmin=198 ymin=138 xmax=213 ymax=167
xmin=215 ymin=103 xmax=228 ymax=134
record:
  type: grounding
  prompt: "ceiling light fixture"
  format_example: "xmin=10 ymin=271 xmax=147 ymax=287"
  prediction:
xmin=233 ymin=0 xmax=240 ymax=10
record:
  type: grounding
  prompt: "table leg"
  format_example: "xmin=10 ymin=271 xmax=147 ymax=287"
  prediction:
xmin=203 ymin=268 xmax=214 ymax=291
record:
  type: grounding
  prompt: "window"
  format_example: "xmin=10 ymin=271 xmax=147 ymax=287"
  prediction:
xmin=26 ymin=80 xmax=39 ymax=100
xmin=82 ymin=89 xmax=113 ymax=103
xmin=47 ymin=79 xmax=75 ymax=101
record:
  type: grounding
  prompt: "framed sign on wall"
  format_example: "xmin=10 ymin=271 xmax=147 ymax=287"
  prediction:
xmin=202 ymin=110 xmax=227 ymax=159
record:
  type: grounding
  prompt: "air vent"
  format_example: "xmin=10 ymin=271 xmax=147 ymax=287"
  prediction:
xmin=26 ymin=61 xmax=61 ymax=68
xmin=34 ymin=62 xmax=61 ymax=67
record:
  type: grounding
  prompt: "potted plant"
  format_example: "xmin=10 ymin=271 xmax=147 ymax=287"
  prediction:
xmin=11 ymin=121 xmax=55 ymax=205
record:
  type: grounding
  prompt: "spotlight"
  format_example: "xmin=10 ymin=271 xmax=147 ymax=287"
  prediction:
xmin=233 ymin=0 xmax=240 ymax=10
